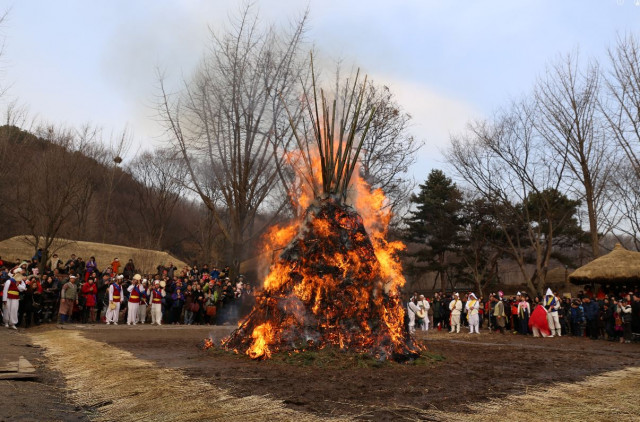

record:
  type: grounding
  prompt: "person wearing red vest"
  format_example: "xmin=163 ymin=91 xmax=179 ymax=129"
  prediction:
xmin=126 ymin=274 xmax=142 ymax=325
xmin=3 ymin=269 xmax=26 ymax=329
xmin=150 ymin=279 xmax=165 ymax=325
xmin=106 ymin=275 xmax=123 ymax=325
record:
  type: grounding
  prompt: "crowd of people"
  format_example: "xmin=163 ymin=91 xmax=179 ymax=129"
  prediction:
xmin=1 ymin=252 xmax=255 ymax=329
xmin=405 ymin=286 xmax=640 ymax=343
xmin=3 ymin=251 xmax=640 ymax=346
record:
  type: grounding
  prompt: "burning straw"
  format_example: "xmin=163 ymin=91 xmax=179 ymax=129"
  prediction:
xmin=222 ymin=55 xmax=420 ymax=362
xmin=30 ymin=330 xmax=345 ymax=422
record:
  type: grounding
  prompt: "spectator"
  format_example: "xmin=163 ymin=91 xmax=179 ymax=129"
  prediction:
xmin=111 ymin=258 xmax=120 ymax=274
xmin=58 ymin=275 xmax=79 ymax=324
xmin=517 ymin=295 xmax=530 ymax=335
xmin=569 ymin=300 xmax=585 ymax=337
xmin=184 ymin=284 xmax=195 ymax=325
xmin=619 ymin=298 xmax=632 ymax=344
xmin=41 ymin=275 xmax=60 ymax=322
xmin=85 ymin=256 xmax=97 ymax=281
xmin=582 ymin=297 xmax=599 ymax=339
xmin=171 ymin=288 xmax=184 ymax=324
xmin=47 ymin=254 xmax=61 ymax=272
xmin=81 ymin=277 xmax=98 ymax=323
xmin=123 ymin=259 xmax=136 ymax=279
xmin=64 ymin=254 xmax=78 ymax=274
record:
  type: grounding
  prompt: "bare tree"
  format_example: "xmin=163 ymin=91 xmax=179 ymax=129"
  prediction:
xmin=602 ymin=33 xmax=640 ymax=246
xmin=70 ymin=125 xmax=104 ymax=240
xmin=159 ymin=5 xmax=309 ymax=273
xmin=605 ymin=162 xmax=640 ymax=250
xmin=7 ymin=124 xmax=96 ymax=270
xmin=97 ymin=129 xmax=131 ymax=243
xmin=604 ymin=33 xmax=640 ymax=174
xmin=359 ymin=83 xmax=422 ymax=219
xmin=535 ymin=53 xmax=613 ymax=258
xmin=448 ymin=99 xmax=578 ymax=295
xmin=128 ymin=147 xmax=187 ymax=250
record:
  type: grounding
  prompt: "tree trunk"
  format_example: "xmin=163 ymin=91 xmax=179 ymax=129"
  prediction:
xmin=585 ymin=185 xmax=599 ymax=258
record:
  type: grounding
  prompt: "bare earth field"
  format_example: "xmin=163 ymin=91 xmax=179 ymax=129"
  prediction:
xmin=3 ymin=325 xmax=639 ymax=421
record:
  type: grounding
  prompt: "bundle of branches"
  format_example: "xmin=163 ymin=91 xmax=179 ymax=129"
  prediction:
xmin=222 ymin=55 xmax=420 ymax=362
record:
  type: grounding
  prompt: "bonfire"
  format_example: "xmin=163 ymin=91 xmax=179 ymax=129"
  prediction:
xmin=221 ymin=59 xmax=421 ymax=362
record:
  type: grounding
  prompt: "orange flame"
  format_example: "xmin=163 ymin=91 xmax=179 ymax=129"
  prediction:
xmin=235 ymin=145 xmax=414 ymax=360
xmin=246 ymin=321 xmax=276 ymax=359
xmin=202 ymin=338 xmax=214 ymax=350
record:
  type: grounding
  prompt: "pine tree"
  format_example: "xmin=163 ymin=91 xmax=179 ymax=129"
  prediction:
xmin=405 ymin=169 xmax=463 ymax=291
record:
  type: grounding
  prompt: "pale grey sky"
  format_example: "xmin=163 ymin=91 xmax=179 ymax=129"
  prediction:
xmin=2 ymin=0 xmax=639 ymax=182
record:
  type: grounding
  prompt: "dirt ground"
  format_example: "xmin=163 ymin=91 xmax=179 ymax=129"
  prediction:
xmin=61 ymin=324 xmax=639 ymax=421
xmin=0 ymin=329 xmax=88 ymax=422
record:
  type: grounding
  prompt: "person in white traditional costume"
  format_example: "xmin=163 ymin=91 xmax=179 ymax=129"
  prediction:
xmin=105 ymin=275 xmax=123 ymax=325
xmin=416 ymin=294 xmax=430 ymax=331
xmin=150 ymin=280 xmax=165 ymax=325
xmin=126 ymin=274 xmax=142 ymax=325
xmin=407 ymin=297 xmax=421 ymax=334
xmin=449 ymin=293 xmax=463 ymax=333
xmin=465 ymin=293 xmax=480 ymax=334
xmin=544 ymin=288 xmax=561 ymax=337
xmin=3 ymin=269 xmax=26 ymax=329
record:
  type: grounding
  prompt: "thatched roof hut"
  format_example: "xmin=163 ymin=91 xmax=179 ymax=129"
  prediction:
xmin=545 ymin=267 xmax=572 ymax=285
xmin=569 ymin=243 xmax=640 ymax=285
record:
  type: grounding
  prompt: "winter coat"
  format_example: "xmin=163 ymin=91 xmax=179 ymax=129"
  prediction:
xmin=583 ymin=301 xmax=599 ymax=320
xmin=569 ymin=306 xmax=585 ymax=324
xmin=81 ymin=282 xmax=98 ymax=307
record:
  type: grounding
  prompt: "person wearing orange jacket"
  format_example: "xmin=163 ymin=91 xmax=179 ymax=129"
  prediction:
xmin=111 ymin=258 xmax=120 ymax=275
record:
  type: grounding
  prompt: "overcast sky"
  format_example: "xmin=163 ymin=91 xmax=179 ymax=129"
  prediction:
xmin=2 ymin=0 xmax=639 ymax=182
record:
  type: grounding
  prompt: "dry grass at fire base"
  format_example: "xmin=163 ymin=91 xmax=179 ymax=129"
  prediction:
xmin=30 ymin=330 xmax=344 ymax=422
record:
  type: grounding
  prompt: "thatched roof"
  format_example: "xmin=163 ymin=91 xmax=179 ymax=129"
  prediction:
xmin=545 ymin=267 xmax=572 ymax=285
xmin=569 ymin=243 xmax=640 ymax=285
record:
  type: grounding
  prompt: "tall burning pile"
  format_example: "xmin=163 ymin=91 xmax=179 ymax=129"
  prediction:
xmin=222 ymin=62 xmax=420 ymax=362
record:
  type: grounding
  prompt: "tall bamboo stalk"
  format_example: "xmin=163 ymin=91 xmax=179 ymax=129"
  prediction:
xmin=285 ymin=53 xmax=376 ymax=203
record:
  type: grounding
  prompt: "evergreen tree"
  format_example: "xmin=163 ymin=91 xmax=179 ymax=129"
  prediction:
xmin=405 ymin=169 xmax=463 ymax=291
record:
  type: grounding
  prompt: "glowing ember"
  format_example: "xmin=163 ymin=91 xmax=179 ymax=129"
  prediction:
xmin=223 ymin=181 xmax=420 ymax=362
xmin=202 ymin=338 xmax=214 ymax=350
xmin=221 ymin=61 xmax=419 ymax=362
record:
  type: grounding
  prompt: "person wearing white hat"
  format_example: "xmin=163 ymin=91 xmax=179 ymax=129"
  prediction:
xmin=465 ymin=293 xmax=480 ymax=334
xmin=150 ymin=280 xmax=165 ymax=325
xmin=137 ymin=279 xmax=149 ymax=324
xmin=544 ymin=288 xmax=561 ymax=337
xmin=126 ymin=274 xmax=143 ymax=325
xmin=416 ymin=295 xmax=430 ymax=331
xmin=3 ymin=270 xmax=26 ymax=329
xmin=406 ymin=296 xmax=420 ymax=334
xmin=106 ymin=275 xmax=123 ymax=325
xmin=449 ymin=293 xmax=463 ymax=333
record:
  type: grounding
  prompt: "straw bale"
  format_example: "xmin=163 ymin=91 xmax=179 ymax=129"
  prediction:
xmin=569 ymin=243 xmax=640 ymax=284
xmin=30 ymin=330 xmax=343 ymax=422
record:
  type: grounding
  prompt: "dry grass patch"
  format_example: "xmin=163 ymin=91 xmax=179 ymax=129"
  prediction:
xmin=0 ymin=235 xmax=186 ymax=273
xmin=435 ymin=366 xmax=640 ymax=421
xmin=31 ymin=330 xmax=343 ymax=422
